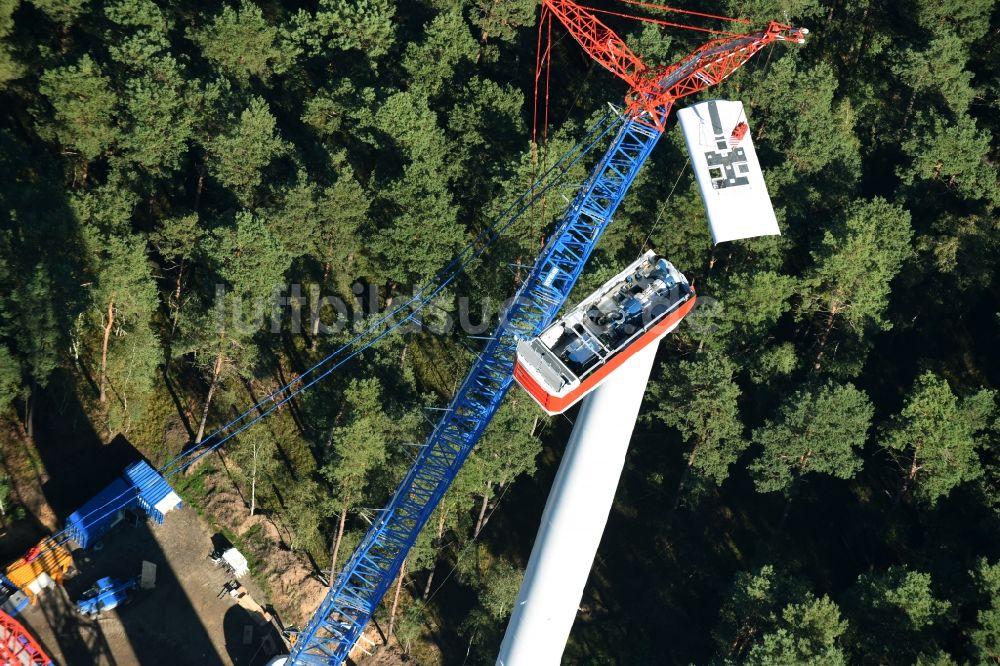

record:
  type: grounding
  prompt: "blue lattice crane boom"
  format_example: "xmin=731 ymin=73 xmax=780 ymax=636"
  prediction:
xmin=289 ymin=5 xmax=805 ymax=664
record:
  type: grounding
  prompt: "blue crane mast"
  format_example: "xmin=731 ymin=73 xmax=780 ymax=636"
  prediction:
xmin=290 ymin=115 xmax=661 ymax=664
xmin=0 ymin=14 xmax=806 ymax=665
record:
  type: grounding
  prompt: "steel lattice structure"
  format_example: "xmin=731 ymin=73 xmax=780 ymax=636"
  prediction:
xmin=0 ymin=609 xmax=52 ymax=666
xmin=291 ymin=115 xmax=662 ymax=664
xmin=542 ymin=0 xmax=806 ymax=130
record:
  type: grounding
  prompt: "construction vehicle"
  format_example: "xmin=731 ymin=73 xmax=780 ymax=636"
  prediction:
xmin=75 ymin=576 xmax=139 ymax=617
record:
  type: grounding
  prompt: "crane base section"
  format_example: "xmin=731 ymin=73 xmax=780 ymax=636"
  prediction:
xmin=0 ymin=609 xmax=53 ymax=665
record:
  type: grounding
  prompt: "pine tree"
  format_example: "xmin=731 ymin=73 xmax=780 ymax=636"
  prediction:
xmin=743 ymin=57 xmax=862 ymax=207
xmin=189 ymin=1 xmax=296 ymax=86
xmin=38 ymin=55 xmax=119 ymax=162
xmin=28 ymin=0 xmax=88 ymax=26
xmin=290 ymin=0 xmax=395 ymax=60
xmin=892 ymin=33 xmax=976 ymax=124
xmin=713 ymin=271 xmax=798 ymax=349
xmin=205 ymin=97 xmax=291 ymax=206
xmin=899 ymin=112 xmax=999 ymax=205
xmin=118 ymin=56 xmax=196 ymax=177
xmin=459 ymin=397 xmax=540 ymax=538
xmin=402 ymin=8 xmax=478 ymax=98
xmin=750 ymin=382 xmax=873 ymax=494
xmin=713 ymin=565 xmax=809 ymax=661
xmin=799 ymin=197 xmax=912 ymax=374
xmin=649 ymin=349 xmax=746 ymax=488
xmin=186 ymin=211 xmax=293 ymax=444
xmin=321 ymin=377 xmax=420 ymax=570
xmin=0 ymin=344 xmax=20 ymax=411
xmin=470 ymin=0 xmax=535 ymax=46
xmin=72 ymin=186 xmax=161 ymax=430
xmin=0 ymin=0 xmax=23 ymax=87
xmin=881 ymin=371 xmax=995 ymax=506
xmin=371 ymin=91 xmax=465 ymax=283
xmin=846 ymin=566 xmax=953 ymax=664
xmin=746 ymin=595 xmax=849 ymax=666
xmin=231 ymin=427 xmax=278 ymax=517
xmin=970 ymin=558 xmax=1000 ymax=663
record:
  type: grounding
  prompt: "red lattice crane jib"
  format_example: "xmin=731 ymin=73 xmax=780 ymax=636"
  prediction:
xmin=540 ymin=0 xmax=807 ymax=131
xmin=0 ymin=610 xmax=53 ymax=666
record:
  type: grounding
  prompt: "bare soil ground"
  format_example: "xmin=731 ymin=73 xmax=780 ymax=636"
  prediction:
xmin=194 ymin=465 xmax=409 ymax=666
xmin=0 ymin=390 xmax=409 ymax=666
xmin=19 ymin=505 xmax=284 ymax=666
xmin=197 ymin=466 xmax=328 ymax=627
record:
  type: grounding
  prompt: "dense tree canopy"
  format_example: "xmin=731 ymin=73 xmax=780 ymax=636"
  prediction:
xmin=0 ymin=1 xmax=997 ymax=664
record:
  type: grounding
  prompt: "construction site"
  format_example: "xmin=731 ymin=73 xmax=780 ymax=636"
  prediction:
xmin=1 ymin=0 xmax=998 ymax=664
xmin=0 ymin=423 xmax=285 ymax=666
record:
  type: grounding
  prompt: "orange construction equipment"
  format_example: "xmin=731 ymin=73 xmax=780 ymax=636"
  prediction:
xmin=5 ymin=538 xmax=74 ymax=603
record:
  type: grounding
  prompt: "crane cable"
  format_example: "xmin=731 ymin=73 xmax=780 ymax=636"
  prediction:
xmin=163 ymin=110 xmax=620 ymax=477
xmin=43 ymin=0 xmax=766 ymax=573
xmin=578 ymin=4 xmax=744 ymax=37
xmin=614 ymin=0 xmax=751 ymax=25
xmin=28 ymin=110 xmax=627 ymax=563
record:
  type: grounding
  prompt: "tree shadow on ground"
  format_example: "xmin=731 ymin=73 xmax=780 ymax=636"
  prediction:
xmin=40 ymin=515 xmax=225 ymax=665
xmin=30 ymin=375 xmax=141 ymax=521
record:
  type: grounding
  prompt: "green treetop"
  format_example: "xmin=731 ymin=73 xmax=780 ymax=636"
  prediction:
xmin=799 ymin=197 xmax=912 ymax=374
xmin=750 ymin=382 xmax=873 ymax=494
xmin=76 ymin=194 xmax=161 ymax=429
xmin=650 ymin=349 xmax=746 ymax=487
xmin=713 ymin=271 xmax=798 ymax=350
xmin=846 ymin=566 xmax=953 ymax=664
xmin=899 ymin=111 xmax=999 ymax=206
xmin=713 ymin=564 xmax=809 ymax=661
xmin=0 ymin=344 xmax=20 ymax=412
xmin=38 ymin=55 xmax=119 ymax=162
xmin=189 ymin=1 xmax=296 ymax=86
xmin=880 ymin=371 xmax=996 ymax=505
xmin=0 ymin=0 xmax=23 ymax=87
xmin=470 ymin=0 xmax=535 ymax=47
xmin=402 ymin=8 xmax=478 ymax=99
xmin=371 ymin=91 xmax=465 ymax=283
xmin=745 ymin=595 xmax=849 ymax=666
xmin=290 ymin=0 xmax=394 ymax=61
xmin=117 ymin=55 xmax=196 ymax=177
xmin=206 ymin=97 xmax=291 ymax=206
xmin=911 ymin=0 xmax=993 ymax=44
xmin=970 ymin=558 xmax=1000 ymax=663
xmin=892 ymin=32 xmax=976 ymax=124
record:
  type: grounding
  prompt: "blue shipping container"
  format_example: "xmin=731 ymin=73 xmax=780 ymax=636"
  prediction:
xmin=65 ymin=477 xmax=134 ymax=548
xmin=122 ymin=461 xmax=181 ymax=524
